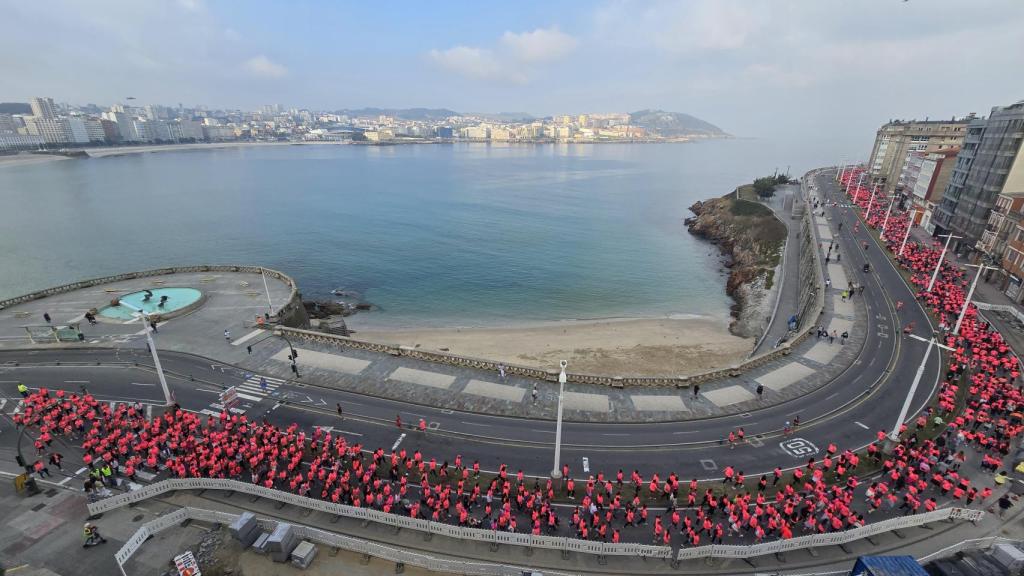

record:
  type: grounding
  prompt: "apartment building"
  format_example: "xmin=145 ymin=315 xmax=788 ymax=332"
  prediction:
xmin=933 ymin=100 xmax=1024 ymax=255
xmin=867 ymin=118 xmax=969 ymax=194
xmin=900 ymin=148 xmax=959 ymax=234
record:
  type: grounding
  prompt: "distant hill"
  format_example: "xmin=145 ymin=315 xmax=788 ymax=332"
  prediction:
xmin=469 ymin=112 xmax=536 ymax=122
xmin=628 ymin=109 xmax=727 ymax=137
xmin=0 ymin=102 xmax=31 ymax=114
xmin=338 ymin=108 xmax=458 ymax=121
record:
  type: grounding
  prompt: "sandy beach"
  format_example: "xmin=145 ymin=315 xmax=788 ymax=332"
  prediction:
xmin=0 ymin=153 xmax=72 ymax=168
xmin=354 ymin=317 xmax=753 ymax=377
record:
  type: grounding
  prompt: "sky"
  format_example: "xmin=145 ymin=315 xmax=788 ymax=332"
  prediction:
xmin=2 ymin=0 xmax=1022 ymax=148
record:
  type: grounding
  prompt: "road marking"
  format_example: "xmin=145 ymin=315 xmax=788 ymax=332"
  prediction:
xmin=700 ymin=459 xmax=717 ymax=471
xmin=58 ymin=476 xmax=73 ymax=485
xmin=673 ymin=430 xmax=700 ymax=435
xmin=234 ymin=392 xmax=263 ymax=402
xmin=0 ymin=399 xmax=5 ymax=411
xmin=64 ymin=380 xmax=90 ymax=383
xmin=854 ymin=421 xmax=870 ymax=429
xmin=129 ymin=382 xmax=156 ymax=387
xmin=75 ymin=467 xmax=88 ymax=475
xmin=391 ymin=433 xmax=406 ymax=451
xmin=602 ymin=433 xmax=630 ymax=436
xmin=231 ymin=329 xmax=264 ymax=347
xmin=461 ymin=422 xmax=491 ymax=427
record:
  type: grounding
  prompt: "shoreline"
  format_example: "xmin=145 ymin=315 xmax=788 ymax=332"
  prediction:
xmin=1 ymin=136 xmax=737 ymax=168
xmin=352 ymin=316 xmax=753 ymax=377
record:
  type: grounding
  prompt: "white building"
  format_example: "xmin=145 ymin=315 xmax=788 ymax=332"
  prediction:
xmin=23 ymin=116 xmax=72 ymax=144
xmin=66 ymin=117 xmax=91 ymax=144
xmin=0 ymin=133 xmax=44 ymax=151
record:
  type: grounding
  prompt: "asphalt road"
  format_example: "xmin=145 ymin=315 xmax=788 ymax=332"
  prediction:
xmin=0 ymin=169 xmax=941 ymax=481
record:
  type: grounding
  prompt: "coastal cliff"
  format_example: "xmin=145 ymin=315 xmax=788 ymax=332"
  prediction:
xmin=685 ymin=195 xmax=786 ymax=339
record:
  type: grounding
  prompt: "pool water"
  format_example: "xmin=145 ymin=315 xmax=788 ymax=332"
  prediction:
xmin=99 ymin=287 xmax=202 ymax=320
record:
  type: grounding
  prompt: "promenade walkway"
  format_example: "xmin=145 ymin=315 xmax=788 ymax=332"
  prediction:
xmin=0 ymin=188 xmax=866 ymax=424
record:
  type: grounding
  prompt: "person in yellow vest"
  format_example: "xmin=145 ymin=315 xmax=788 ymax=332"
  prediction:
xmin=82 ymin=522 xmax=107 ymax=547
xmin=994 ymin=470 xmax=1009 ymax=486
xmin=100 ymin=463 xmax=113 ymax=487
xmin=17 ymin=382 xmax=29 ymax=397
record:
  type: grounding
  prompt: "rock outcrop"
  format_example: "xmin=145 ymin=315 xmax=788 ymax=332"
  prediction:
xmin=685 ymin=196 xmax=786 ymax=338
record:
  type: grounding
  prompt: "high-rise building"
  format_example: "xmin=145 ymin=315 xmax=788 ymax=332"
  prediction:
xmin=867 ymin=118 xmax=970 ymax=193
xmin=65 ymin=116 xmax=91 ymax=144
xmin=933 ymin=100 xmax=1024 ymax=255
xmin=29 ymin=96 xmax=58 ymax=120
xmin=23 ymin=116 xmax=72 ymax=144
xmin=978 ymin=192 xmax=1024 ymax=264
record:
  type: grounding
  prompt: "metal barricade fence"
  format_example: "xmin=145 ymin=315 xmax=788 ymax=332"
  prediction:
xmin=89 ymin=478 xmax=981 ymax=563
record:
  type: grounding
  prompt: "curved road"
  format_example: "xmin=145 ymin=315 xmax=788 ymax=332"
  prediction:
xmin=0 ymin=169 xmax=941 ymax=481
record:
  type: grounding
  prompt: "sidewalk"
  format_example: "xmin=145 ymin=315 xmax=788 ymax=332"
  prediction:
xmin=909 ymin=227 xmax=1024 ymax=355
xmin=753 ymin=183 xmax=805 ymax=355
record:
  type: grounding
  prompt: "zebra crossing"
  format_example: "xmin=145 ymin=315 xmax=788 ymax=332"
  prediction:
xmin=197 ymin=374 xmax=286 ymax=418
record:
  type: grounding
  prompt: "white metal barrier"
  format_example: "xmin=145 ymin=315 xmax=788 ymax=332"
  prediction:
xmin=90 ymin=477 xmax=981 ymax=562
xmin=116 ymin=506 xmax=581 ymax=576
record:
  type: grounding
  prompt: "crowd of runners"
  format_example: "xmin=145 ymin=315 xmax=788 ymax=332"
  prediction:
xmin=9 ymin=170 xmax=1024 ymax=547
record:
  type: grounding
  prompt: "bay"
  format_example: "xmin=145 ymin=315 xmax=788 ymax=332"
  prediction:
xmin=0 ymin=139 xmax=840 ymax=329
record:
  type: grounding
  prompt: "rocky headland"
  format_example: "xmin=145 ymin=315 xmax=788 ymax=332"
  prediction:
xmin=685 ymin=193 xmax=787 ymax=339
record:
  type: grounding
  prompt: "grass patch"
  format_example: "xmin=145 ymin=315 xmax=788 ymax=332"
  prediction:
xmin=730 ymin=198 xmax=772 ymax=217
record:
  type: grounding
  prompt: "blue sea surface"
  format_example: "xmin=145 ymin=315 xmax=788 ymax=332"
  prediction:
xmin=0 ymin=140 xmax=840 ymax=328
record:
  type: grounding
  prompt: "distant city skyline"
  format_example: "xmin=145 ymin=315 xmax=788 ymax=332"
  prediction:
xmin=2 ymin=0 xmax=1022 ymax=152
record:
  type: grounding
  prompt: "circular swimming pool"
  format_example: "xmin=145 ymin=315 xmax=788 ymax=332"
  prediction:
xmin=99 ymin=287 xmax=203 ymax=320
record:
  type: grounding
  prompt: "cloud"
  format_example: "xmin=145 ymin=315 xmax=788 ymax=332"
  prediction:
xmin=428 ymin=27 xmax=577 ymax=84
xmin=242 ymin=55 xmax=288 ymax=79
xmin=427 ymin=46 xmax=511 ymax=81
xmin=500 ymin=27 xmax=578 ymax=62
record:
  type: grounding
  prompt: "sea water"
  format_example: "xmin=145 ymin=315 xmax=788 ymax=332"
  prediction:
xmin=0 ymin=140 xmax=842 ymax=328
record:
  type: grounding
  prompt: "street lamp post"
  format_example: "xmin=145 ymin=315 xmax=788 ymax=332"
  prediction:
xmin=888 ymin=333 xmax=954 ymax=444
xmin=866 ymin=185 xmax=878 ymax=216
xmin=260 ymin=267 xmax=274 ymax=316
xmin=879 ymin=197 xmax=896 ymax=241
xmin=927 ymin=233 xmax=962 ymax=292
xmin=274 ymin=330 xmax=300 ymax=377
xmin=898 ymin=209 xmax=920 ymax=257
xmin=838 ymin=165 xmax=846 ymax=183
xmin=550 ymin=360 xmax=568 ymax=481
xmin=133 ymin=307 xmax=172 ymax=406
xmin=953 ymin=264 xmax=999 ymax=336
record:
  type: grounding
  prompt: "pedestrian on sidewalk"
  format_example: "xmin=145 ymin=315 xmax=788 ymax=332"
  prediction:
xmin=43 ymin=312 xmax=51 ymax=324
xmin=498 ymin=364 xmax=506 ymax=381
xmin=692 ymin=384 xmax=700 ymax=398
xmin=841 ymin=331 xmax=848 ymax=345
xmin=224 ymin=329 xmax=231 ymax=341
xmin=150 ymin=320 xmax=158 ymax=333
xmin=246 ymin=345 xmax=252 ymax=355
xmin=829 ymin=330 xmax=836 ymax=344
xmin=755 ymin=384 xmax=764 ymax=400
xmin=531 ymin=384 xmax=538 ymax=404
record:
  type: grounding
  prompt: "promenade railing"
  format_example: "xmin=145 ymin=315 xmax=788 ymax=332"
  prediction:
xmin=91 ymin=477 xmax=982 ymax=563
